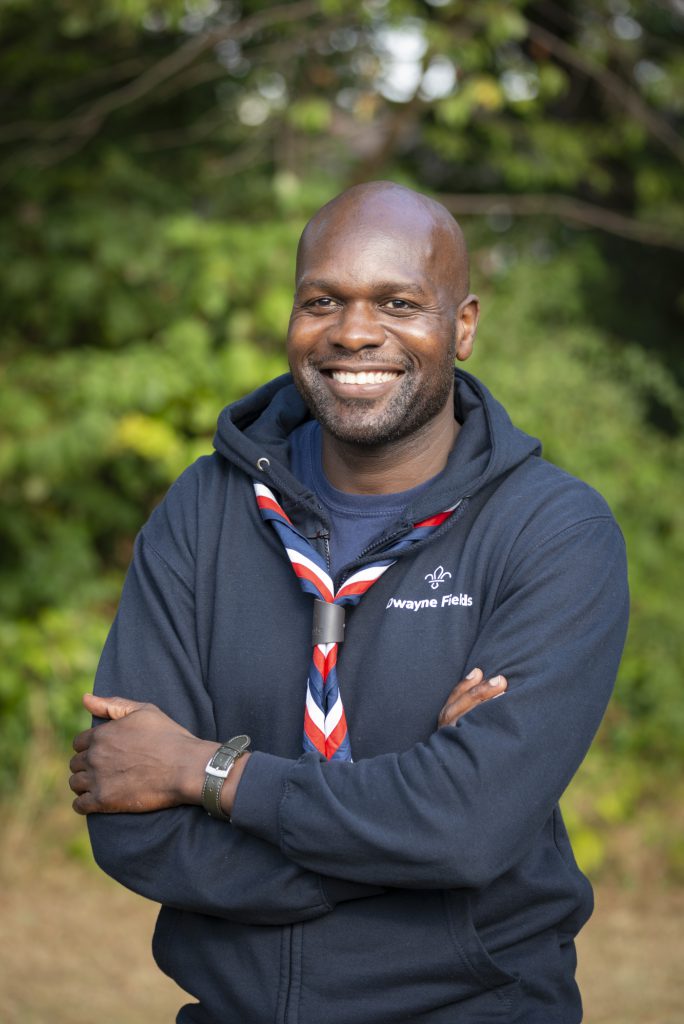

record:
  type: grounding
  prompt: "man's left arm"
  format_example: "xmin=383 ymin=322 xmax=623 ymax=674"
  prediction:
xmin=228 ymin=513 xmax=628 ymax=891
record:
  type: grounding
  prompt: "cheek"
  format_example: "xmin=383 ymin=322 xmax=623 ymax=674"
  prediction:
xmin=286 ymin=319 xmax=322 ymax=361
xmin=400 ymin=332 xmax=454 ymax=368
xmin=285 ymin=337 xmax=304 ymax=373
xmin=390 ymin=316 xmax=453 ymax=353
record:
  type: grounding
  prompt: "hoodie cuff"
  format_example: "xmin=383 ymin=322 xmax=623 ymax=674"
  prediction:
xmin=231 ymin=750 xmax=291 ymax=847
xmin=231 ymin=751 xmax=385 ymax=907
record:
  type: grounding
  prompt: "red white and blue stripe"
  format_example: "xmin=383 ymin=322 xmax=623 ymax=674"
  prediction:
xmin=254 ymin=482 xmax=459 ymax=762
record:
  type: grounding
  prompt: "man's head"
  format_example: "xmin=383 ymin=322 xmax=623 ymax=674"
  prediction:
xmin=287 ymin=181 xmax=479 ymax=448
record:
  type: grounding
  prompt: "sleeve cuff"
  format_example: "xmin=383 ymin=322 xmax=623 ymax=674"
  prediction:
xmin=231 ymin=751 xmax=385 ymax=907
xmin=230 ymin=750 xmax=295 ymax=847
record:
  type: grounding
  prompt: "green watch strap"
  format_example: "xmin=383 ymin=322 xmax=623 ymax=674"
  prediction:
xmin=201 ymin=735 xmax=251 ymax=821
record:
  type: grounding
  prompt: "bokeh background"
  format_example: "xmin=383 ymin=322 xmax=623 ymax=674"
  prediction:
xmin=1 ymin=1 xmax=683 ymax=1021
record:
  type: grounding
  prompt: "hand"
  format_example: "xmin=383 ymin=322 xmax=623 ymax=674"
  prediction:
xmin=69 ymin=694 xmax=218 ymax=815
xmin=437 ymin=668 xmax=507 ymax=729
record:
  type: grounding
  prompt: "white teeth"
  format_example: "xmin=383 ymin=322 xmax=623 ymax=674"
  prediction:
xmin=331 ymin=370 xmax=399 ymax=384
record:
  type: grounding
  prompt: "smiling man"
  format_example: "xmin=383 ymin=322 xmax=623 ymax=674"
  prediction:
xmin=70 ymin=182 xmax=629 ymax=1024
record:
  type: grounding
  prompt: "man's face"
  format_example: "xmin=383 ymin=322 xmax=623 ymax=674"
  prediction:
xmin=287 ymin=203 xmax=474 ymax=448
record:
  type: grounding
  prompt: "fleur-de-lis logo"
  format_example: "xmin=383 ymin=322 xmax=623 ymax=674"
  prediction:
xmin=424 ymin=566 xmax=452 ymax=590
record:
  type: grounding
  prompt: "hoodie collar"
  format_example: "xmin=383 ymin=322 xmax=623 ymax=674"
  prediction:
xmin=213 ymin=370 xmax=541 ymax=523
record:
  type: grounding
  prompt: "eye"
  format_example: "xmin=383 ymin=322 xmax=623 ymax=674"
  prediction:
xmin=306 ymin=296 xmax=338 ymax=310
xmin=383 ymin=298 xmax=414 ymax=311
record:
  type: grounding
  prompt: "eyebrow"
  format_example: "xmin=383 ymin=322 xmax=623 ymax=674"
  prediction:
xmin=297 ymin=278 xmax=429 ymax=298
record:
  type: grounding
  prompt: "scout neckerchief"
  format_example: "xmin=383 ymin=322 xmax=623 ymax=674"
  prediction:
xmin=254 ymin=482 xmax=458 ymax=761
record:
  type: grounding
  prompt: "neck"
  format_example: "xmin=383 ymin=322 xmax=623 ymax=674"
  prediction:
xmin=321 ymin=402 xmax=459 ymax=494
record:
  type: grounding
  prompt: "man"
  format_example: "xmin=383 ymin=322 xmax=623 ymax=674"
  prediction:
xmin=69 ymin=182 xmax=629 ymax=1024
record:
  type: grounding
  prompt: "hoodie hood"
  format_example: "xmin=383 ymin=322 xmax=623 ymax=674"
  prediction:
xmin=213 ymin=370 xmax=541 ymax=524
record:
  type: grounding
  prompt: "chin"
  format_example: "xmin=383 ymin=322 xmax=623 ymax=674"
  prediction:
xmin=293 ymin=365 xmax=454 ymax=448
xmin=316 ymin=400 xmax=434 ymax=448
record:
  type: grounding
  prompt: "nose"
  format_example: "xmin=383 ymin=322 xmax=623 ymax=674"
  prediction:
xmin=328 ymin=301 xmax=384 ymax=351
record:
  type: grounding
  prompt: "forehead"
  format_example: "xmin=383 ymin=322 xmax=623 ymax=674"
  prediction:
xmin=296 ymin=212 xmax=444 ymax=294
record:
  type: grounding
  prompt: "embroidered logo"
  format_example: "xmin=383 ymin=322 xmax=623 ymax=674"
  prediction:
xmin=424 ymin=566 xmax=452 ymax=590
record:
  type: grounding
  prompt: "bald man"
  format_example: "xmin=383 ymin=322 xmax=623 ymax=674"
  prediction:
xmin=70 ymin=183 xmax=628 ymax=1024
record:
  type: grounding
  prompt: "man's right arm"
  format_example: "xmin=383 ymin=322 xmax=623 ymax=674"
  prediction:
xmin=86 ymin=523 xmax=379 ymax=926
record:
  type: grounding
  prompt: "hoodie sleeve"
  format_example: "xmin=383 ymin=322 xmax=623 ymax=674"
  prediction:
xmin=231 ymin=513 xmax=629 ymax=890
xmin=87 ymin=485 xmax=381 ymax=925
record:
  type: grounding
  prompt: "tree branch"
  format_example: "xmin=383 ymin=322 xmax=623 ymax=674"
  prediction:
xmin=527 ymin=21 xmax=684 ymax=168
xmin=148 ymin=26 xmax=336 ymax=106
xmin=0 ymin=1 xmax=319 ymax=148
xmin=437 ymin=192 xmax=684 ymax=251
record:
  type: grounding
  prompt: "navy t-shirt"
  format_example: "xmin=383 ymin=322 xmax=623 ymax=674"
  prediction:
xmin=290 ymin=421 xmax=441 ymax=580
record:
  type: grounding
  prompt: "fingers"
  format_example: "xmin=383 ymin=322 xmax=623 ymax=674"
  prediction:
xmin=438 ymin=668 xmax=483 ymax=725
xmin=460 ymin=667 xmax=484 ymax=692
xmin=72 ymin=792 xmax=97 ymax=816
xmin=69 ymin=751 xmax=104 ymax=813
xmin=72 ymin=728 xmax=94 ymax=752
xmin=69 ymin=750 xmax=88 ymax=773
xmin=69 ymin=766 xmax=95 ymax=815
xmin=71 ymin=697 xmax=148 ymax=816
xmin=82 ymin=693 xmax=146 ymax=720
xmin=438 ymin=669 xmax=508 ymax=728
xmin=68 ymin=770 xmax=89 ymax=795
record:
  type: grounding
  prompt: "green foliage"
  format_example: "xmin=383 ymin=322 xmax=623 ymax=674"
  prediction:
xmin=287 ymin=98 xmax=333 ymax=134
xmin=562 ymin=745 xmax=684 ymax=881
xmin=473 ymin=236 xmax=684 ymax=762
xmin=0 ymin=609 xmax=108 ymax=792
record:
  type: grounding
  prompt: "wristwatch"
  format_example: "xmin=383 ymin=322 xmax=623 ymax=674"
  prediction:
xmin=201 ymin=734 xmax=251 ymax=821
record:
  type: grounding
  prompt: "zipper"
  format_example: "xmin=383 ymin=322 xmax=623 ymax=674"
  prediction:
xmin=334 ymin=497 xmax=466 ymax=589
xmin=332 ymin=527 xmax=407 ymax=589
xmin=275 ymin=922 xmax=303 ymax=1024
xmin=274 ymin=925 xmax=292 ymax=1024
xmin=309 ymin=528 xmax=331 ymax=572
xmin=284 ymin=923 xmax=303 ymax=1024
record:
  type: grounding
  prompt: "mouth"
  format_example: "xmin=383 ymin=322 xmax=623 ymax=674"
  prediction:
xmin=317 ymin=366 xmax=404 ymax=399
xmin=329 ymin=369 xmax=401 ymax=385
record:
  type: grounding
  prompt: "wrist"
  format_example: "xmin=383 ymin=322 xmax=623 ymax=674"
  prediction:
xmin=175 ymin=737 xmax=221 ymax=806
xmin=218 ymin=751 xmax=251 ymax=818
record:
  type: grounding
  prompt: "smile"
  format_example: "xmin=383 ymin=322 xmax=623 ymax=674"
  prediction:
xmin=330 ymin=370 xmax=401 ymax=385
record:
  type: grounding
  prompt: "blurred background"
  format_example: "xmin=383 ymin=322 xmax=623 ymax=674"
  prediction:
xmin=0 ymin=1 xmax=682 ymax=1021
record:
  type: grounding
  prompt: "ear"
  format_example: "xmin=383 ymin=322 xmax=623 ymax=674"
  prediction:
xmin=454 ymin=294 xmax=480 ymax=363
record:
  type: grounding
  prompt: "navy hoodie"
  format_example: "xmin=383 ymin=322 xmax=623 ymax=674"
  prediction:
xmin=88 ymin=370 xmax=629 ymax=1024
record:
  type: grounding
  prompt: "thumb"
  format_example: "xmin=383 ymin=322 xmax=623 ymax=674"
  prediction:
xmin=82 ymin=693 xmax=146 ymax=720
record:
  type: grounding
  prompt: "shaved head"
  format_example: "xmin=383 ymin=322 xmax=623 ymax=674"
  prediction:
xmin=296 ymin=181 xmax=470 ymax=304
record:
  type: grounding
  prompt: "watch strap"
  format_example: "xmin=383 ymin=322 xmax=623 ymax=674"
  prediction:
xmin=201 ymin=734 xmax=251 ymax=820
